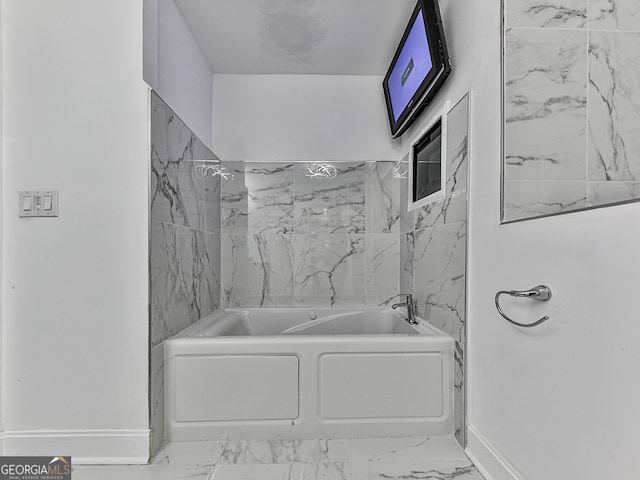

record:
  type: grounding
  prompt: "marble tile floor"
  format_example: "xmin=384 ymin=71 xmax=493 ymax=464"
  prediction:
xmin=73 ymin=435 xmax=484 ymax=480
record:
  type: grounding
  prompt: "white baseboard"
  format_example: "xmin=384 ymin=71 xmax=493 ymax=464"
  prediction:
xmin=465 ymin=424 xmax=523 ymax=480
xmin=2 ymin=429 xmax=149 ymax=464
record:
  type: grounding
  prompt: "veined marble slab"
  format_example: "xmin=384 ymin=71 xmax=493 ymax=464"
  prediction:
xmin=293 ymin=234 xmax=365 ymax=306
xmin=365 ymin=161 xmax=402 ymax=234
xmin=588 ymin=0 xmax=640 ymax=31
xmin=505 ymin=28 xmax=587 ymax=183
xmin=413 ymin=221 xmax=466 ymax=344
xmin=588 ymin=31 xmax=640 ymax=182
xmin=506 ymin=0 xmax=587 ymax=28
xmin=221 ymin=234 xmax=294 ymax=307
xmin=294 ymin=162 xmax=365 ymax=234
xmin=399 ymin=232 xmax=415 ymax=296
xmin=150 ymin=93 xmax=218 ymax=231
xmin=221 ymin=162 xmax=294 ymax=234
xmin=503 ymin=180 xmax=587 ymax=221
xmin=365 ymin=234 xmax=400 ymax=306
xmin=454 ymin=342 xmax=466 ymax=447
xmin=150 ymin=222 xmax=220 ymax=346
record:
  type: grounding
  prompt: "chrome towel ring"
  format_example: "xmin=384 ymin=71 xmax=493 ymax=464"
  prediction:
xmin=495 ymin=285 xmax=552 ymax=328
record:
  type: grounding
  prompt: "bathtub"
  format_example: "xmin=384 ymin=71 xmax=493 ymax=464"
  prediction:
xmin=165 ymin=307 xmax=454 ymax=441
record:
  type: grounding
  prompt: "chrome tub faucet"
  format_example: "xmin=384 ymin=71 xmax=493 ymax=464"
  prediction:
xmin=391 ymin=293 xmax=418 ymax=325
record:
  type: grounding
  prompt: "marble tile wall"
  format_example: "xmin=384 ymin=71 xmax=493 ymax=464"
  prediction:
xmin=503 ymin=0 xmax=640 ymax=221
xmin=149 ymin=92 xmax=221 ymax=455
xmin=219 ymin=161 xmax=402 ymax=307
xmin=399 ymin=94 xmax=470 ymax=446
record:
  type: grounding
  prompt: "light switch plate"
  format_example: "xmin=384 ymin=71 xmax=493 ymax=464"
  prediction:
xmin=19 ymin=190 xmax=59 ymax=217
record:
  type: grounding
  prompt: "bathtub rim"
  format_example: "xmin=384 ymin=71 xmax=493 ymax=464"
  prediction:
xmin=170 ymin=306 xmax=452 ymax=340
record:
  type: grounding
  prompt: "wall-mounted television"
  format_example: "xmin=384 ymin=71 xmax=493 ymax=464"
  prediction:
xmin=383 ymin=0 xmax=451 ymax=138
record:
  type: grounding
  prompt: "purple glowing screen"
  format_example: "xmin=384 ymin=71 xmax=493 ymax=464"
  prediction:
xmin=387 ymin=9 xmax=433 ymax=122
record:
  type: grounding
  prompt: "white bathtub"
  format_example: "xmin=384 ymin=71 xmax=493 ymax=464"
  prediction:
xmin=165 ymin=307 xmax=454 ymax=441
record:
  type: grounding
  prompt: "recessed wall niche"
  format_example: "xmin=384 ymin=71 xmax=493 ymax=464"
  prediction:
xmin=501 ymin=0 xmax=640 ymax=222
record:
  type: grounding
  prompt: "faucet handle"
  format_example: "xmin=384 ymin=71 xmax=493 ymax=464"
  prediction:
xmin=398 ymin=293 xmax=413 ymax=305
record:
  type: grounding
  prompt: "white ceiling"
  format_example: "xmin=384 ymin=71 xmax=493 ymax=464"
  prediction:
xmin=174 ymin=0 xmax=417 ymax=75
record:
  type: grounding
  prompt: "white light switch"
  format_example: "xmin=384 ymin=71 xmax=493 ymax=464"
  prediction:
xmin=19 ymin=190 xmax=59 ymax=217
xmin=22 ymin=195 xmax=32 ymax=211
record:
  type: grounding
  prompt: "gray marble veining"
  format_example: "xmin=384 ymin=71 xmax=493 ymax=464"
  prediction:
xmin=588 ymin=0 xmax=640 ymax=31
xmin=365 ymin=234 xmax=400 ymax=306
xmin=506 ymin=0 xmax=587 ymax=28
xmin=505 ymin=28 xmax=587 ymax=185
xmin=294 ymin=162 xmax=365 ymax=234
xmin=349 ymin=460 xmax=481 ymax=480
xmin=503 ymin=180 xmax=587 ymax=221
xmin=454 ymin=342 xmax=466 ymax=447
xmin=151 ymin=93 xmax=219 ymax=232
xmin=151 ymin=222 xmax=220 ymax=346
xmin=293 ymin=234 xmax=365 ymax=306
xmin=588 ymin=31 xmax=640 ymax=182
xmin=221 ymin=234 xmax=294 ymax=307
xmin=413 ymin=222 xmax=466 ymax=344
xmin=221 ymin=162 xmax=294 ymax=234
xmin=365 ymin=162 xmax=402 ymax=233
xmin=399 ymin=232 xmax=415 ymax=296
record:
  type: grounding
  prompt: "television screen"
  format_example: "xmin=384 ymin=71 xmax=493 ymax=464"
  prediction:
xmin=383 ymin=0 xmax=451 ymax=138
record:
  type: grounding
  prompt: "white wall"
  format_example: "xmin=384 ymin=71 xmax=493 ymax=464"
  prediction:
xmin=458 ymin=3 xmax=640 ymax=480
xmin=1 ymin=0 xmax=149 ymax=462
xmin=144 ymin=0 xmax=213 ymax=148
xmin=212 ymin=74 xmax=402 ymax=162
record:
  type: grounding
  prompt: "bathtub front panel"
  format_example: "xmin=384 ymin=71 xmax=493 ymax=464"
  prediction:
xmin=319 ymin=353 xmax=444 ymax=419
xmin=174 ymin=355 xmax=299 ymax=422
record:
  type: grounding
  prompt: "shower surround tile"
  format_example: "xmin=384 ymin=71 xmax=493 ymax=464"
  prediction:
xmin=504 ymin=28 xmax=587 ymax=183
xmin=588 ymin=0 xmax=640 ymax=31
xmin=294 ymin=162 xmax=365 ymax=234
xmin=365 ymin=234 xmax=400 ymax=306
xmin=293 ymin=234 xmax=365 ymax=306
xmin=399 ymin=232 xmax=415 ymax=296
xmin=221 ymin=162 xmax=294 ymax=234
xmin=365 ymin=162 xmax=402 ymax=233
xmin=151 ymin=93 xmax=219 ymax=232
xmin=150 ymin=222 xmax=220 ymax=346
xmin=588 ymin=31 xmax=640 ymax=182
xmin=221 ymin=234 xmax=294 ymax=307
xmin=454 ymin=342 xmax=466 ymax=446
xmin=506 ymin=0 xmax=587 ymax=28
xmin=413 ymin=222 xmax=466 ymax=344
xmin=149 ymin=92 xmax=221 ymax=453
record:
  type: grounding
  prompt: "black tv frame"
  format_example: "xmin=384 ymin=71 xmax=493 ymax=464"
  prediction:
xmin=383 ymin=0 xmax=451 ymax=138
